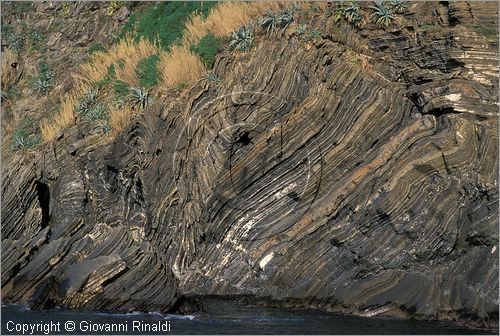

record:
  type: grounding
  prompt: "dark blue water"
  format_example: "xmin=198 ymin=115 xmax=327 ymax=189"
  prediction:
xmin=1 ymin=299 xmax=493 ymax=335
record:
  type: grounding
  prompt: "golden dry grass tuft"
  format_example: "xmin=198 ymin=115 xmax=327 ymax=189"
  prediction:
xmin=109 ymin=104 xmax=134 ymax=138
xmin=40 ymin=92 xmax=80 ymax=142
xmin=159 ymin=45 xmax=206 ymax=87
xmin=183 ymin=2 xmax=284 ymax=46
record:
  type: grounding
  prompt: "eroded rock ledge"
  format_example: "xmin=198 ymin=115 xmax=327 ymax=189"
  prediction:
xmin=2 ymin=1 xmax=498 ymax=331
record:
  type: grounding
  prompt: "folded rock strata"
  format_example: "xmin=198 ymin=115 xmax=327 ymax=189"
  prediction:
xmin=1 ymin=1 xmax=498 ymax=330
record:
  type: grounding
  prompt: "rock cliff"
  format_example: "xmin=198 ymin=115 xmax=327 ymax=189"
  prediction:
xmin=1 ymin=1 xmax=498 ymax=331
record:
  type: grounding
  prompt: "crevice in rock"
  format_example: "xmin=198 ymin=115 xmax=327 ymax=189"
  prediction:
xmin=35 ymin=181 xmax=50 ymax=228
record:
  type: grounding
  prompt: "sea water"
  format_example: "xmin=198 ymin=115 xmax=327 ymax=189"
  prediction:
xmin=1 ymin=298 xmax=493 ymax=335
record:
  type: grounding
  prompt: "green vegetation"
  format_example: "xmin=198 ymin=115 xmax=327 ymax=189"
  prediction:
xmin=419 ymin=23 xmax=442 ymax=33
xmin=389 ymin=0 xmax=410 ymax=13
xmin=114 ymin=79 xmax=130 ymax=98
xmin=2 ymin=24 xmax=25 ymax=52
xmin=136 ymin=54 xmax=161 ymax=88
xmin=203 ymin=72 xmax=221 ymax=83
xmin=32 ymin=60 xmax=54 ymax=95
xmin=10 ymin=118 xmax=41 ymax=152
xmin=75 ymin=91 xmax=108 ymax=121
xmin=9 ymin=1 xmax=34 ymax=17
xmin=191 ymin=33 xmax=221 ymax=69
xmin=470 ymin=24 xmax=498 ymax=41
xmin=28 ymin=30 xmax=48 ymax=52
xmin=260 ymin=9 xmax=294 ymax=35
xmin=121 ymin=1 xmax=216 ymax=50
xmin=129 ymin=87 xmax=150 ymax=109
xmin=371 ymin=3 xmax=396 ymax=27
xmin=230 ymin=26 xmax=253 ymax=52
xmin=334 ymin=2 xmax=362 ymax=26
xmin=88 ymin=42 xmax=107 ymax=55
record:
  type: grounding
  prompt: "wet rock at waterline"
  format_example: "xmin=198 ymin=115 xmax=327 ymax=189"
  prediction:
xmin=1 ymin=1 xmax=498 ymax=332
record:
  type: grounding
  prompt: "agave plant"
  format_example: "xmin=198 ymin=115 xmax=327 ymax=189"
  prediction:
xmin=390 ymin=0 xmax=409 ymax=13
xmin=75 ymin=90 xmax=108 ymax=121
xmin=260 ymin=11 xmax=278 ymax=35
xmin=344 ymin=2 xmax=361 ymax=23
xmin=10 ymin=129 xmax=40 ymax=151
xmin=229 ymin=26 xmax=253 ymax=52
xmin=371 ymin=3 xmax=395 ymax=26
xmin=33 ymin=77 xmax=53 ymax=95
xmin=203 ymin=72 xmax=221 ymax=83
xmin=96 ymin=120 xmax=111 ymax=134
xmin=277 ymin=8 xmax=294 ymax=29
xmin=129 ymin=86 xmax=149 ymax=109
xmin=295 ymin=24 xmax=307 ymax=35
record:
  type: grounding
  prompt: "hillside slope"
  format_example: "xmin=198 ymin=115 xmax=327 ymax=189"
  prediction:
xmin=1 ymin=1 xmax=498 ymax=331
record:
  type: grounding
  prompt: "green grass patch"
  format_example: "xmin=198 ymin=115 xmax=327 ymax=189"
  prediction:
xmin=88 ymin=42 xmax=107 ymax=55
xmin=136 ymin=54 xmax=160 ymax=88
xmin=114 ymin=79 xmax=130 ymax=98
xmin=470 ymin=24 xmax=498 ymax=41
xmin=121 ymin=1 xmax=216 ymax=50
xmin=191 ymin=33 xmax=221 ymax=69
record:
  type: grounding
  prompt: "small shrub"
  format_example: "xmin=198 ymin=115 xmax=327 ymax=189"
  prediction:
xmin=230 ymin=26 xmax=253 ymax=52
xmin=277 ymin=8 xmax=294 ymax=30
xmin=191 ymin=33 xmax=221 ymax=69
xmin=107 ymin=1 xmax=122 ymax=16
xmin=3 ymin=27 xmax=25 ymax=52
xmin=136 ymin=54 xmax=160 ymax=88
xmin=129 ymin=87 xmax=149 ymax=109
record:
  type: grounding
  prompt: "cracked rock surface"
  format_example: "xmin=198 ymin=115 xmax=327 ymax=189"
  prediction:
xmin=1 ymin=1 xmax=498 ymax=331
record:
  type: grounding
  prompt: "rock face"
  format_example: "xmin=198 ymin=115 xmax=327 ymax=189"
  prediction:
xmin=1 ymin=1 xmax=498 ymax=331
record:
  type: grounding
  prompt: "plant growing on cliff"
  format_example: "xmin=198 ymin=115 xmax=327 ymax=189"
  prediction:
xmin=260 ymin=11 xmax=278 ymax=35
xmin=129 ymin=87 xmax=150 ymax=109
xmin=75 ymin=91 xmax=108 ymax=121
xmin=203 ymin=72 xmax=221 ymax=83
xmin=230 ymin=26 xmax=253 ymax=51
xmin=333 ymin=2 xmax=362 ymax=26
xmin=10 ymin=119 xmax=41 ymax=152
xmin=371 ymin=3 xmax=396 ymax=26
xmin=32 ymin=61 xmax=54 ymax=95
xmin=389 ymin=0 xmax=410 ymax=13
xmin=190 ymin=33 xmax=221 ymax=69
xmin=136 ymin=54 xmax=161 ymax=89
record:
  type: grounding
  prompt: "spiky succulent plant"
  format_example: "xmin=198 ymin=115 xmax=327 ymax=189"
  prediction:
xmin=229 ymin=26 xmax=253 ymax=52
xmin=129 ymin=86 xmax=150 ymax=109
xmin=390 ymin=0 xmax=409 ymax=13
xmin=75 ymin=91 xmax=108 ymax=121
xmin=371 ymin=3 xmax=395 ymax=26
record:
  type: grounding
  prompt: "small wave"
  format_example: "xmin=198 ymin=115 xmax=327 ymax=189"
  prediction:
xmin=93 ymin=310 xmax=196 ymax=320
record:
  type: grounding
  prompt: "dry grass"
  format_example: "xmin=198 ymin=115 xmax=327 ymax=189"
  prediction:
xmin=109 ymin=104 xmax=134 ymax=138
xmin=40 ymin=92 xmax=80 ymax=142
xmin=39 ymin=2 xmax=289 ymax=143
xmin=159 ymin=45 xmax=206 ymax=87
xmin=73 ymin=36 xmax=159 ymax=88
xmin=183 ymin=2 xmax=284 ymax=46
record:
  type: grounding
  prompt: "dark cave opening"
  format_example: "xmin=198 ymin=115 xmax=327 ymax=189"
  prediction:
xmin=35 ymin=181 xmax=50 ymax=228
xmin=236 ymin=132 xmax=251 ymax=146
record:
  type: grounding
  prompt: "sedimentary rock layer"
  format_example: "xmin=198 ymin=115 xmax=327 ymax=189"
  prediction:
xmin=1 ymin=1 xmax=498 ymax=330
